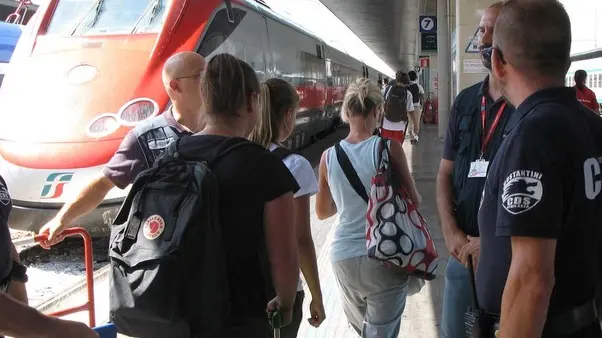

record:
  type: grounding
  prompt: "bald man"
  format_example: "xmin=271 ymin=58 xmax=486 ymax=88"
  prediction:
xmin=39 ymin=52 xmax=206 ymax=246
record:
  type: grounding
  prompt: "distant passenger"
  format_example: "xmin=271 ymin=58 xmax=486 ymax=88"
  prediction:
xmin=190 ymin=53 xmax=300 ymax=336
xmin=407 ymin=70 xmax=425 ymax=142
xmin=250 ymin=78 xmax=326 ymax=336
xmin=38 ymin=51 xmax=206 ymax=247
xmin=316 ymin=78 xmax=421 ymax=338
xmin=377 ymin=79 xmax=383 ymax=89
xmin=381 ymin=71 xmax=415 ymax=144
xmin=574 ymin=69 xmax=600 ymax=113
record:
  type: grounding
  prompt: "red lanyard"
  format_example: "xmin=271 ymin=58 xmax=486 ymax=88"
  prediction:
xmin=480 ymin=96 xmax=506 ymax=157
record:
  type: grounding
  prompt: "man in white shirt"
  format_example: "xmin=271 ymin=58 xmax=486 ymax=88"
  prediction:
xmin=407 ymin=70 xmax=425 ymax=144
xmin=381 ymin=71 xmax=415 ymax=143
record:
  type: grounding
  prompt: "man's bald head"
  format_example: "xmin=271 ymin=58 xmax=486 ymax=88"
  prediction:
xmin=493 ymin=0 xmax=571 ymax=79
xmin=162 ymin=52 xmax=206 ymax=132
xmin=162 ymin=51 xmax=206 ymax=84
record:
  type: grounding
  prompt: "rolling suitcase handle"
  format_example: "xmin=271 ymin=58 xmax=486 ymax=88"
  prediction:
xmin=268 ymin=310 xmax=282 ymax=338
xmin=22 ymin=227 xmax=97 ymax=328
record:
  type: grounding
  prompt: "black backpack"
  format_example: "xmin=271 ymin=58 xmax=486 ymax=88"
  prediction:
xmin=408 ymin=83 xmax=421 ymax=104
xmin=384 ymin=85 xmax=409 ymax=123
xmin=108 ymin=136 xmax=259 ymax=338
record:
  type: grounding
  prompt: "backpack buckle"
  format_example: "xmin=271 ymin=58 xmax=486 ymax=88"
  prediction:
xmin=125 ymin=212 xmax=142 ymax=240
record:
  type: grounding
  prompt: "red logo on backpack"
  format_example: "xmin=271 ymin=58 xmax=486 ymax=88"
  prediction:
xmin=143 ymin=215 xmax=165 ymax=240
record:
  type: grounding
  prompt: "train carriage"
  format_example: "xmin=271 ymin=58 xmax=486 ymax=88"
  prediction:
xmin=0 ymin=0 xmax=385 ymax=235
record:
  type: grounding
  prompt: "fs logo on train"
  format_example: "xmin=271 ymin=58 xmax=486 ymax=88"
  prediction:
xmin=143 ymin=215 xmax=165 ymax=240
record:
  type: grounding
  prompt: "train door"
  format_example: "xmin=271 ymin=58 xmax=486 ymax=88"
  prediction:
xmin=196 ymin=5 xmax=270 ymax=81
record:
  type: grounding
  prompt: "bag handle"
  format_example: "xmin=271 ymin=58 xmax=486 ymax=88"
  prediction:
xmin=334 ymin=142 xmax=369 ymax=204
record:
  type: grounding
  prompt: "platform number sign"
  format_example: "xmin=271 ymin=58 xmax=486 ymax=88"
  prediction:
xmin=419 ymin=16 xmax=437 ymax=33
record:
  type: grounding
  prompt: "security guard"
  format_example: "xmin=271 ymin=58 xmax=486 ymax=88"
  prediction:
xmin=0 ymin=175 xmax=98 ymax=338
xmin=477 ymin=1 xmax=602 ymax=337
xmin=436 ymin=3 xmax=513 ymax=338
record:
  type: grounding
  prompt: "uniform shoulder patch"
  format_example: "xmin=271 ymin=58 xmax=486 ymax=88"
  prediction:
xmin=143 ymin=215 xmax=165 ymax=240
xmin=502 ymin=170 xmax=543 ymax=215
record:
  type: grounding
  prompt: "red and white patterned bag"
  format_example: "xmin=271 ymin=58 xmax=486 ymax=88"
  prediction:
xmin=335 ymin=138 xmax=439 ymax=280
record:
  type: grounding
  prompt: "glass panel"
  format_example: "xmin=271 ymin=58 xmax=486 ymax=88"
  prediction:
xmin=46 ymin=0 xmax=170 ymax=36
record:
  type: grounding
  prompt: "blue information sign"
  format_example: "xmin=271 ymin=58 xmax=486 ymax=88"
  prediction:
xmin=419 ymin=16 xmax=437 ymax=33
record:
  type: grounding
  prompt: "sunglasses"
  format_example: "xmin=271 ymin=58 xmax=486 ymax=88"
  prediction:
xmin=481 ymin=46 xmax=507 ymax=65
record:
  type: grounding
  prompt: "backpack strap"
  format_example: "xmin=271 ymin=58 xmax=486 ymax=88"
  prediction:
xmin=271 ymin=146 xmax=297 ymax=161
xmin=334 ymin=142 xmax=369 ymax=204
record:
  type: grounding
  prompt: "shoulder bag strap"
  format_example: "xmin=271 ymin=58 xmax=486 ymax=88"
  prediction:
xmin=334 ymin=142 xmax=369 ymax=203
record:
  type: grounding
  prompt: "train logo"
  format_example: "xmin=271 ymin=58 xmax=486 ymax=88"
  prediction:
xmin=143 ymin=215 xmax=165 ymax=240
xmin=40 ymin=172 xmax=74 ymax=199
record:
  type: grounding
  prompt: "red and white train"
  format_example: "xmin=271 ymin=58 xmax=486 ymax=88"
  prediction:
xmin=0 ymin=0 xmax=387 ymax=234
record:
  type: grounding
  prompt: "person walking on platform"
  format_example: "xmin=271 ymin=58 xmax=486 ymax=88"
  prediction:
xmin=407 ymin=70 xmax=425 ymax=143
xmin=476 ymin=1 xmax=602 ymax=337
xmin=436 ymin=3 xmax=514 ymax=337
xmin=184 ymin=53 xmax=300 ymax=336
xmin=38 ymin=51 xmax=206 ymax=247
xmin=380 ymin=71 xmax=415 ymax=144
xmin=316 ymin=78 xmax=421 ymax=338
xmin=250 ymin=78 xmax=326 ymax=337
xmin=0 ymin=176 xmax=98 ymax=338
xmin=574 ymin=69 xmax=600 ymax=114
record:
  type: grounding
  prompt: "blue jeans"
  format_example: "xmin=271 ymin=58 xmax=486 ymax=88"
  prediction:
xmin=440 ymin=257 xmax=472 ymax=338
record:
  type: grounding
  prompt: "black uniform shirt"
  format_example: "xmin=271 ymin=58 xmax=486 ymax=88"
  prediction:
xmin=477 ymin=87 xmax=602 ymax=321
xmin=0 ymin=176 xmax=12 ymax=281
xmin=442 ymin=76 xmax=514 ymax=236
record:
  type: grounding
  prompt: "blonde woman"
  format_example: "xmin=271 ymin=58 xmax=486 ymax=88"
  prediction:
xmin=316 ymin=78 xmax=421 ymax=338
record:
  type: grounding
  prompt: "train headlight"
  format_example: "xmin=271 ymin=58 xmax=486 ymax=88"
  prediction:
xmin=86 ymin=113 xmax=120 ymax=138
xmin=117 ymin=98 xmax=158 ymax=126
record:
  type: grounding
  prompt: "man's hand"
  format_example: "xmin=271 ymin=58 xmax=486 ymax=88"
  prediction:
xmin=307 ymin=298 xmax=325 ymax=328
xmin=458 ymin=236 xmax=480 ymax=269
xmin=45 ymin=317 xmax=98 ymax=338
xmin=267 ymin=296 xmax=293 ymax=327
xmin=443 ymin=227 xmax=468 ymax=260
xmin=38 ymin=218 xmax=67 ymax=250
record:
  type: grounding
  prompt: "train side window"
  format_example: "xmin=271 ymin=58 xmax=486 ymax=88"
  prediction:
xmin=197 ymin=8 xmax=246 ymax=58
xmin=197 ymin=7 xmax=268 ymax=81
xmin=598 ymin=74 xmax=602 ymax=88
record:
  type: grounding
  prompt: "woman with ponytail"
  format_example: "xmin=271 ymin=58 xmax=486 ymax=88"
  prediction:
xmin=574 ymin=69 xmax=600 ymax=113
xmin=191 ymin=54 xmax=300 ymax=336
xmin=250 ymin=78 xmax=326 ymax=337
xmin=315 ymin=78 xmax=420 ymax=338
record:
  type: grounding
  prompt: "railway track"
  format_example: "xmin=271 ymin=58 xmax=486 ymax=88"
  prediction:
xmin=14 ymin=234 xmax=110 ymax=314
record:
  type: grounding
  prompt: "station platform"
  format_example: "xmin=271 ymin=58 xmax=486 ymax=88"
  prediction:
xmin=296 ymin=124 xmax=446 ymax=338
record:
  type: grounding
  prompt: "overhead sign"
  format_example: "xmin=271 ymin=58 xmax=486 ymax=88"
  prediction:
xmin=421 ymin=33 xmax=437 ymax=52
xmin=419 ymin=16 xmax=437 ymax=33
xmin=419 ymin=57 xmax=430 ymax=68
xmin=465 ymin=28 xmax=481 ymax=53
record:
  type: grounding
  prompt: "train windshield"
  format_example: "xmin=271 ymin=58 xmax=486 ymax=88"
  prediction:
xmin=46 ymin=0 xmax=170 ymax=36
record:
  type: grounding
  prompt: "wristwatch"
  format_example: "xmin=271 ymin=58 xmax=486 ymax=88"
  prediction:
xmin=8 ymin=260 xmax=28 ymax=283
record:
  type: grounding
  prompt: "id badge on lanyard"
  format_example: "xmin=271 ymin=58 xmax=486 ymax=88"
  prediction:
xmin=468 ymin=97 xmax=506 ymax=179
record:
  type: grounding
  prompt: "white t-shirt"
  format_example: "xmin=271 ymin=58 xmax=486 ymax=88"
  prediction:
xmin=269 ymin=143 xmax=319 ymax=291
xmin=382 ymin=85 xmax=415 ymax=131
xmin=410 ymin=80 xmax=425 ymax=108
